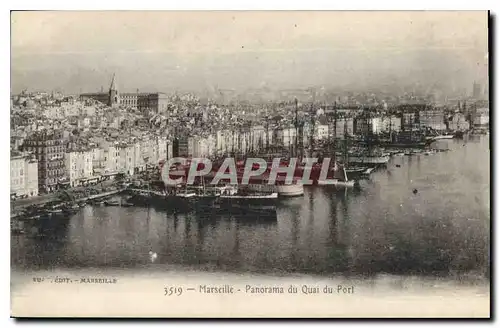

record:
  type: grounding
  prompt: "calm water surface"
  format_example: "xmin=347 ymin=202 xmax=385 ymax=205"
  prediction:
xmin=11 ymin=136 xmax=490 ymax=279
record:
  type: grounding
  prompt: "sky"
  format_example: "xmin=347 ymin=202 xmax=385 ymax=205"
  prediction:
xmin=11 ymin=11 xmax=489 ymax=96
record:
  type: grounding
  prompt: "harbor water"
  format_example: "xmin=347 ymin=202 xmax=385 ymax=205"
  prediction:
xmin=11 ymin=136 xmax=490 ymax=282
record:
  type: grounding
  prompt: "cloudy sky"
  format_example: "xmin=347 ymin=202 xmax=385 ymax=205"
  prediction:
xmin=11 ymin=11 xmax=488 ymax=95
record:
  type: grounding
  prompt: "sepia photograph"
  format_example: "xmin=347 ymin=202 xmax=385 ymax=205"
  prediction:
xmin=9 ymin=10 xmax=490 ymax=318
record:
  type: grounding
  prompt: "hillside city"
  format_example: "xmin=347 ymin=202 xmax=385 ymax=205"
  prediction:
xmin=10 ymin=75 xmax=489 ymax=203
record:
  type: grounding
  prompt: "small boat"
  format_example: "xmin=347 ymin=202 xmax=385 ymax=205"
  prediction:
xmin=433 ymin=134 xmax=454 ymax=140
xmin=345 ymin=166 xmax=368 ymax=175
xmin=90 ymin=199 xmax=105 ymax=206
xmin=362 ymin=167 xmax=375 ymax=175
xmin=120 ymin=202 xmax=135 ymax=207
xmin=46 ymin=208 xmax=63 ymax=214
xmin=104 ymin=200 xmax=120 ymax=206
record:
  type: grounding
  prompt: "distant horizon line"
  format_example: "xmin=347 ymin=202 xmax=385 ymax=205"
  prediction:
xmin=10 ymin=86 xmax=482 ymax=98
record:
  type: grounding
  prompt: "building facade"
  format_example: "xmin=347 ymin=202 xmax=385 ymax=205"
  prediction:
xmin=402 ymin=112 xmax=419 ymax=131
xmin=11 ymin=151 xmax=39 ymax=198
xmin=22 ymin=130 xmax=67 ymax=193
xmin=354 ymin=116 xmax=383 ymax=135
xmin=65 ymin=147 xmax=94 ymax=187
xmin=379 ymin=116 xmax=402 ymax=133
xmin=419 ymin=110 xmax=446 ymax=131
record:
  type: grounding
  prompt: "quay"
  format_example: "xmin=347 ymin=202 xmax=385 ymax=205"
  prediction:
xmin=11 ymin=188 xmax=127 ymax=234
xmin=12 ymin=188 xmax=125 ymax=210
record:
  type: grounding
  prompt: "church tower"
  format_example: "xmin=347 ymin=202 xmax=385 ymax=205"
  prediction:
xmin=108 ymin=73 xmax=119 ymax=107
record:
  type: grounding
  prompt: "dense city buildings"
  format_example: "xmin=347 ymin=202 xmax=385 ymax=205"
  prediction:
xmin=10 ymin=77 xmax=490 ymax=200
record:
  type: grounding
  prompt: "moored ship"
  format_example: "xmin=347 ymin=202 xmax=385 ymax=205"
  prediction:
xmin=346 ymin=149 xmax=390 ymax=165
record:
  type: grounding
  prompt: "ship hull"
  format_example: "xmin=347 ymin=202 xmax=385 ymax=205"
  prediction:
xmin=126 ymin=193 xmax=196 ymax=212
xmin=432 ymin=135 xmax=454 ymax=140
xmin=317 ymin=179 xmax=356 ymax=187
xmin=276 ymin=184 xmax=304 ymax=196
xmin=347 ymin=156 xmax=390 ymax=165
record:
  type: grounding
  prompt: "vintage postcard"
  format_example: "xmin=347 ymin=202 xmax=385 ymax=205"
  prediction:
xmin=10 ymin=11 xmax=490 ymax=318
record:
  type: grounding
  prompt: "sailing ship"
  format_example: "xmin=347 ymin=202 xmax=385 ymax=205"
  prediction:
xmin=317 ymin=111 xmax=357 ymax=187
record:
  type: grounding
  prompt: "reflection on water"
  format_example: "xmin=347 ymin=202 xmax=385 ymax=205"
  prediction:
xmin=11 ymin=137 xmax=490 ymax=279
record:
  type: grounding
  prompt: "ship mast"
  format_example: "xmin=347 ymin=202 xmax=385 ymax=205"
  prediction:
xmin=333 ymin=101 xmax=337 ymax=163
xmin=334 ymin=102 xmax=338 ymax=138
xmin=309 ymin=102 xmax=316 ymax=154
xmin=389 ymin=112 xmax=393 ymax=142
xmin=343 ymin=112 xmax=348 ymax=168
xmin=294 ymin=98 xmax=299 ymax=158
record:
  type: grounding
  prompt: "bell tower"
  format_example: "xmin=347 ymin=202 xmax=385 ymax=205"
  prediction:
xmin=108 ymin=73 xmax=119 ymax=107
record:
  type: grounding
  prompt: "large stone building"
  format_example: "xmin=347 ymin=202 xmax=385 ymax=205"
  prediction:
xmin=80 ymin=74 xmax=169 ymax=113
xmin=419 ymin=110 xmax=446 ymax=131
xmin=21 ymin=130 xmax=66 ymax=193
